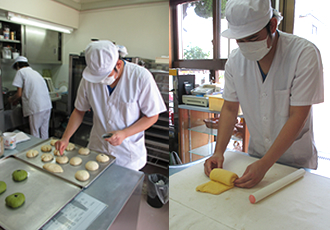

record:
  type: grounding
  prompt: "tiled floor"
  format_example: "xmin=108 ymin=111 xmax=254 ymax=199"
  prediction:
xmin=137 ymin=164 xmax=169 ymax=230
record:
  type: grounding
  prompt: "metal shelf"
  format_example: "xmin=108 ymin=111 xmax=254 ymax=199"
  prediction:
xmin=188 ymin=124 xmax=242 ymax=141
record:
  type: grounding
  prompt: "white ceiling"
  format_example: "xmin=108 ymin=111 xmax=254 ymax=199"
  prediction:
xmin=53 ymin=0 xmax=167 ymax=11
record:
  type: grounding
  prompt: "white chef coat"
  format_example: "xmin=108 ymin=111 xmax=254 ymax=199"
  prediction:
xmin=223 ymin=31 xmax=324 ymax=169
xmin=12 ymin=67 xmax=52 ymax=117
xmin=75 ymin=61 xmax=167 ymax=170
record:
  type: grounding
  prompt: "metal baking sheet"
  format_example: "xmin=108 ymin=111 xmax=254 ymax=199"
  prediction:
xmin=15 ymin=138 xmax=116 ymax=188
xmin=0 ymin=156 xmax=81 ymax=230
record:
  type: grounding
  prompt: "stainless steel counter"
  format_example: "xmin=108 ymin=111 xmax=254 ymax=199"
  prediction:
xmin=2 ymin=133 xmax=144 ymax=230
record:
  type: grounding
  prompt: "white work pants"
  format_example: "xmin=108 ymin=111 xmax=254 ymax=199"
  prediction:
xmin=29 ymin=109 xmax=51 ymax=139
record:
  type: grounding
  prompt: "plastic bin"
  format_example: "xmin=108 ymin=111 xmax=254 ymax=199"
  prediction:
xmin=147 ymin=173 xmax=169 ymax=208
xmin=208 ymin=95 xmax=224 ymax=111
xmin=208 ymin=95 xmax=243 ymax=115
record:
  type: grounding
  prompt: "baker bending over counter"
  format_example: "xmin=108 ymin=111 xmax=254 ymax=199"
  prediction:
xmin=204 ymin=0 xmax=324 ymax=188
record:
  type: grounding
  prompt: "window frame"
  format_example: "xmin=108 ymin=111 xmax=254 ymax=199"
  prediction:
xmin=170 ymin=0 xmax=227 ymax=73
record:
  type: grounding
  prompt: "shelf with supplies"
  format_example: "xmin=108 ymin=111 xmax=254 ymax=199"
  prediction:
xmin=178 ymin=104 xmax=248 ymax=164
xmin=0 ymin=20 xmax=22 ymax=60
xmin=145 ymin=68 xmax=169 ymax=169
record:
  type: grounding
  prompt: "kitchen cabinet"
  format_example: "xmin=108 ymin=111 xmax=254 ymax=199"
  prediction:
xmin=179 ymin=104 xmax=248 ymax=164
xmin=24 ymin=25 xmax=62 ymax=64
xmin=0 ymin=21 xmax=62 ymax=64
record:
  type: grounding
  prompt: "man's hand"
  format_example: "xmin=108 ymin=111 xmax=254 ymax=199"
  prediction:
xmin=55 ymin=139 xmax=69 ymax=156
xmin=204 ymin=154 xmax=225 ymax=177
xmin=234 ymin=159 xmax=270 ymax=188
xmin=105 ymin=130 xmax=127 ymax=146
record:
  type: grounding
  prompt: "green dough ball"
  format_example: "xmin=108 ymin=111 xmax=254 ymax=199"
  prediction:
xmin=12 ymin=170 xmax=28 ymax=182
xmin=5 ymin=193 xmax=25 ymax=208
xmin=0 ymin=181 xmax=6 ymax=194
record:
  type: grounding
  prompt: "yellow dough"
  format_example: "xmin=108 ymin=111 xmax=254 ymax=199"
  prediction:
xmin=196 ymin=168 xmax=238 ymax=195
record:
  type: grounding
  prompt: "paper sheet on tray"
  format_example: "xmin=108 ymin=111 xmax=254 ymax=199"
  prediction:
xmin=170 ymin=151 xmax=330 ymax=230
xmin=15 ymin=131 xmax=31 ymax=143
xmin=42 ymin=192 xmax=107 ymax=230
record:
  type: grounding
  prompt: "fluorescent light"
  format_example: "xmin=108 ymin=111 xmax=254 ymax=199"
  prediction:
xmin=8 ymin=12 xmax=73 ymax=34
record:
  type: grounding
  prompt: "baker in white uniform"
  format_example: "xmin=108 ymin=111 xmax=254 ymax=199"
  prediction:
xmin=204 ymin=0 xmax=324 ymax=188
xmin=56 ymin=40 xmax=167 ymax=171
xmin=9 ymin=56 xmax=52 ymax=139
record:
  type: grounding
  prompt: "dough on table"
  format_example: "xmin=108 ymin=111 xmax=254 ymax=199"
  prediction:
xmin=26 ymin=149 xmax=39 ymax=158
xmin=66 ymin=143 xmax=75 ymax=151
xmin=43 ymin=163 xmax=63 ymax=173
xmin=12 ymin=170 xmax=28 ymax=182
xmin=196 ymin=168 xmax=238 ymax=195
xmin=53 ymin=149 xmax=62 ymax=156
xmin=78 ymin=147 xmax=90 ymax=155
xmin=85 ymin=161 xmax=99 ymax=171
xmin=75 ymin=170 xmax=90 ymax=181
xmin=70 ymin=157 xmax=82 ymax=166
xmin=56 ymin=156 xmax=69 ymax=164
xmin=41 ymin=153 xmax=53 ymax=162
xmin=5 ymin=193 xmax=25 ymax=208
xmin=50 ymin=139 xmax=58 ymax=146
xmin=96 ymin=154 xmax=110 ymax=163
xmin=41 ymin=145 xmax=52 ymax=152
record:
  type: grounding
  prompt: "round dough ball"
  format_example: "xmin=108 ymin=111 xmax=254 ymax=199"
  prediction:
xmin=85 ymin=161 xmax=99 ymax=171
xmin=12 ymin=170 xmax=28 ymax=182
xmin=70 ymin=157 xmax=82 ymax=166
xmin=75 ymin=170 xmax=90 ymax=181
xmin=43 ymin=163 xmax=63 ymax=173
xmin=78 ymin=147 xmax=90 ymax=155
xmin=5 ymin=193 xmax=25 ymax=208
xmin=66 ymin=143 xmax=75 ymax=151
xmin=56 ymin=156 xmax=69 ymax=164
xmin=53 ymin=149 xmax=62 ymax=156
xmin=0 ymin=181 xmax=7 ymax=194
xmin=96 ymin=154 xmax=110 ymax=163
xmin=50 ymin=139 xmax=58 ymax=146
xmin=41 ymin=153 xmax=54 ymax=162
xmin=41 ymin=145 xmax=52 ymax=152
xmin=26 ymin=149 xmax=39 ymax=158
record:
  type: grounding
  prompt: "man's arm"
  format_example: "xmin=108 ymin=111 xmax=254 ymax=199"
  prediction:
xmin=204 ymin=100 xmax=239 ymax=177
xmin=8 ymin=87 xmax=22 ymax=105
xmin=55 ymin=108 xmax=85 ymax=154
xmin=235 ymin=105 xmax=311 ymax=188
xmin=105 ymin=114 xmax=159 ymax=146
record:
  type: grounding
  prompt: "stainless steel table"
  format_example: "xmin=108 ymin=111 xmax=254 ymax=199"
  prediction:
xmin=3 ymin=133 xmax=144 ymax=230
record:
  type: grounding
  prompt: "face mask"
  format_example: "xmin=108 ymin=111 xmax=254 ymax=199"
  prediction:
xmin=237 ymin=36 xmax=272 ymax=61
xmin=100 ymin=75 xmax=116 ymax=85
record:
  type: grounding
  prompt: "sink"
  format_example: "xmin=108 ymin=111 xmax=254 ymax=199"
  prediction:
xmin=4 ymin=106 xmax=28 ymax=131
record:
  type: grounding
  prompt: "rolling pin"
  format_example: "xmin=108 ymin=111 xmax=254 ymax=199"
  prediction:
xmin=249 ymin=168 xmax=305 ymax=204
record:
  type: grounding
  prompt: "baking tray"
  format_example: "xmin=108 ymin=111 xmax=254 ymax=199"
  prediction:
xmin=15 ymin=138 xmax=116 ymax=188
xmin=0 ymin=156 xmax=81 ymax=230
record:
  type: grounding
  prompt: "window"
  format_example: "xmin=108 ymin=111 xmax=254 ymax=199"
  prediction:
xmin=170 ymin=0 xmax=236 ymax=83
